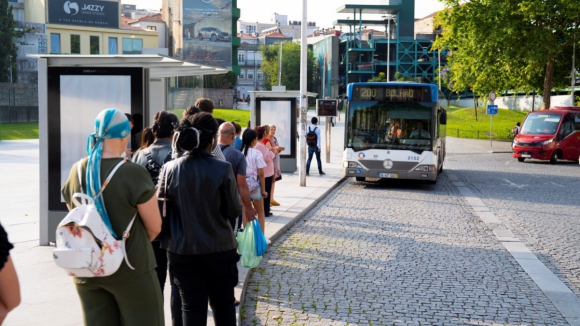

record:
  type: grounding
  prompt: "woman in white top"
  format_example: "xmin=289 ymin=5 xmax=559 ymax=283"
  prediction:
xmin=240 ymin=129 xmax=268 ymax=234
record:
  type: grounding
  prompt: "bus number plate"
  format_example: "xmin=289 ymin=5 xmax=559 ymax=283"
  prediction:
xmin=378 ymin=173 xmax=398 ymax=178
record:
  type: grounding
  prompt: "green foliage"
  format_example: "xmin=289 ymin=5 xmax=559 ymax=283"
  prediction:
xmin=368 ymin=72 xmax=388 ymax=82
xmin=0 ymin=122 xmax=39 ymax=140
xmin=0 ymin=0 xmax=18 ymax=82
xmin=447 ymin=106 xmax=528 ymax=141
xmin=394 ymin=72 xmax=414 ymax=82
xmin=204 ymin=71 xmax=237 ymax=89
xmin=434 ymin=0 xmax=580 ymax=110
xmin=259 ymin=42 xmax=316 ymax=91
xmin=168 ymin=108 xmax=250 ymax=125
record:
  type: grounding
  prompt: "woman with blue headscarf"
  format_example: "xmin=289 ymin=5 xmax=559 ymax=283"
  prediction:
xmin=61 ymin=109 xmax=164 ymax=326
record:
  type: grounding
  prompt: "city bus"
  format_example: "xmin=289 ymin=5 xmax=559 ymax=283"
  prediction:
xmin=342 ymin=82 xmax=447 ymax=183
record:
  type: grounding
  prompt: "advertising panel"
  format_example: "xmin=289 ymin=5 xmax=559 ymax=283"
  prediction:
xmin=183 ymin=0 xmax=232 ymax=68
xmin=48 ymin=0 xmax=120 ymax=29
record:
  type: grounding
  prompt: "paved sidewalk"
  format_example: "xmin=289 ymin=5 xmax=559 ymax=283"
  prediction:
xmin=0 ymin=112 xmax=346 ymax=326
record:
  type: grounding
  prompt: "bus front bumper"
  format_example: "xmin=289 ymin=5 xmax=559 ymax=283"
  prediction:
xmin=343 ymin=168 xmax=437 ymax=181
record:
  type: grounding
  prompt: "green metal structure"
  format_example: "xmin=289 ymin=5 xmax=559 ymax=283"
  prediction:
xmin=334 ymin=1 xmax=439 ymax=93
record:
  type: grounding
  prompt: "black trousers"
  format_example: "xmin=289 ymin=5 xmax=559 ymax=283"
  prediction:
xmin=168 ymin=249 xmax=239 ymax=326
xmin=152 ymin=242 xmax=183 ymax=326
xmin=264 ymin=176 xmax=273 ymax=215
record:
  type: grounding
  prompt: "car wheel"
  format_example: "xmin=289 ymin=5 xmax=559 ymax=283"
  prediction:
xmin=198 ymin=34 xmax=203 ymax=40
xmin=211 ymin=34 xmax=217 ymax=42
xmin=517 ymin=158 xmax=525 ymax=162
xmin=355 ymin=177 xmax=365 ymax=182
xmin=550 ymin=151 xmax=559 ymax=164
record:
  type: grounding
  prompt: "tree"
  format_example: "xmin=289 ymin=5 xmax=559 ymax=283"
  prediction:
xmin=0 ymin=0 xmax=17 ymax=83
xmin=434 ymin=0 xmax=580 ymax=110
xmin=394 ymin=72 xmax=414 ymax=82
xmin=368 ymin=72 xmax=388 ymax=82
xmin=260 ymin=42 xmax=316 ymax=91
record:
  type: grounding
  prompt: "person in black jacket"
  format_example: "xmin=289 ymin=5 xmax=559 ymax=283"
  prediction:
xmin=158 ymin=112 xmax=241 ymax=326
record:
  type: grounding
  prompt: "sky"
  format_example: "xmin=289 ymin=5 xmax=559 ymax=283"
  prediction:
xmin=128 ymin=0 xmax=446 ymax=28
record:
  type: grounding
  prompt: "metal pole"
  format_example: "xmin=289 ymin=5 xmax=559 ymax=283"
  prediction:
xmin=299 ymin=0 xmax=308 ymax=186
xmin=326 ymin=117 xmax=331 ymax=163
xmin=387 ymin=18 xmax=390 ymax=82
xmin=571 ymin=28 xmax=576 ymax=106
xmin=278 ymin=42 xmax=283 ymax=86
xmin=490 ymin=116 xmax=493 ymax=147
xmin=438 ymin=49 xmax=441 ymax=91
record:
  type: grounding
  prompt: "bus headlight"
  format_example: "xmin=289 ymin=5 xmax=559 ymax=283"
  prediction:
xmin=343 ymin=161 xmax=361 ymax=168
xmin=541 ymin=139 xmax=554 ymax=146
xmin=414 ymin=165 xmax=435 ymax=172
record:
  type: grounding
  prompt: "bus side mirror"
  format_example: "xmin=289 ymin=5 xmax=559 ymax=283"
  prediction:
xmin=439 ymin=111 xmax=447 ymax=125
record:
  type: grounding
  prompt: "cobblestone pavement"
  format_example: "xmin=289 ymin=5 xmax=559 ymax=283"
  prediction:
xmin=445 ymin=153 xmax=580 ymax=296
xmin=242 ymin=174 xmax=569 ymax=325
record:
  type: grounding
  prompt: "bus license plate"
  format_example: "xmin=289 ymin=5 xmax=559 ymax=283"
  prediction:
xmin=378 ymin=173 xmax=398 ymax=178
xmin=521 ymin=154 xmax=531 ymax=158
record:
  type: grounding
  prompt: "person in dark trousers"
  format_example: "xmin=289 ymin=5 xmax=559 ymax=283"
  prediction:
xmin=306 ymin=117 xmax=325 ymax=176
xmin=159 ymin=112 xmax=241 ymax=326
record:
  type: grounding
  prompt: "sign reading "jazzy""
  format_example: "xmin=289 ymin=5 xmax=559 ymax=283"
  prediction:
xmin=48 ymin=0 xmax=119 ymax=28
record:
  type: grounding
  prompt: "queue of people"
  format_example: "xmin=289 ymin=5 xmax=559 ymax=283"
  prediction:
xmin=56 ymin=98 xmax=290 ymax=326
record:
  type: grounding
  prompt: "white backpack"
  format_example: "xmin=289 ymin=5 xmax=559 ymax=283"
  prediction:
xmin=53 ymin=159 xmax=136 ymax=278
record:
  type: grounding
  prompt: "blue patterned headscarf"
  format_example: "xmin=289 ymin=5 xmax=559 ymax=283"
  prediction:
xmin=86 ymin=109 xmax=131 ymax=238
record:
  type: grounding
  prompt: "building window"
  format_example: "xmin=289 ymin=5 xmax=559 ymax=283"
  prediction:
xmin=70 ymin=35 xmax=80 ymax=54
xmin=147 ymin=26 xmax=157 ymax=31
xmin=108 ymin=37 xmax=118 ymax=54
xmin=238 ymin=53 xmax=245 ymax=64
xmin=238 ymin=69 xmax=245 ymax=79
xmin=50 ymin=33 xmax=60 ymax=54
xmin=90 ymin=36 xmax=100 ymax=54
xmin=247 ymin=71 xmax=254 ymax=80
xmin=122 ymin=38 xmax=143 ymax=54
xmin=257 ymin=70 xmax=264 ymax=80
xmin=246 ymin=25 xmax=256 ymax=34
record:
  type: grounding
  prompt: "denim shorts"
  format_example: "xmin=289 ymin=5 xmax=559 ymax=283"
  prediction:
xmin=250 ymin=185 xmax=263 ymax=200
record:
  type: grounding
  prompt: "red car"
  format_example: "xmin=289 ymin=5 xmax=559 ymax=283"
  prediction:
xmin=512 ymin=106 xmax=580 ymax=163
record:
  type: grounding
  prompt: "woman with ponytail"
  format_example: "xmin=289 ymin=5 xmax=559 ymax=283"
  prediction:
xmin=240 ymin=129 xmax=267 ymax=235
xmin=61 ymin=109 xmax=163 ymax=326
xmin=158 ymin=112 xmax=241 ymax=325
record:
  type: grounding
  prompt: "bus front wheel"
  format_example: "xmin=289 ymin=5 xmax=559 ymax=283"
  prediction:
xmin=550 ymin=151 xmax=559 ymax=164
xmin=518 ymin=158 xmax=525 ymax=162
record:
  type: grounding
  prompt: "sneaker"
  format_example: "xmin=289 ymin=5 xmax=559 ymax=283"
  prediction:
xmin=306 ymin=172 xmax=309 ymax=176
xmin=270 ymin=200 xmax=280 ymax=206
xmin=265 ymin=212 xmax=273 ymax=217
xmin=266 ymin=239 xmax=271 ymax=245
xmin=319 ymin=171 xmax=326 ymax=175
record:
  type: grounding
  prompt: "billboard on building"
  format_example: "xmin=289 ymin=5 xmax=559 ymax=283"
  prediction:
xmin=47 ymin=0 xmax=120 ymax=29
xmin=182 ymin=0 xmax=232 ymax=68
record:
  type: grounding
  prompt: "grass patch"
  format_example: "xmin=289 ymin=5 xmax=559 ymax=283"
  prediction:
xmin=168 ymin=108 xmax=250 ymax=125
xmin=446 ymin=106 xmax=528 ymax=141
xmin=0 ymin=122 xmax=39 ymax=140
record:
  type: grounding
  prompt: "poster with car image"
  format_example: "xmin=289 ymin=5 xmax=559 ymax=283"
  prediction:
xmin=183 ymin=0 xmax=232 ymax=68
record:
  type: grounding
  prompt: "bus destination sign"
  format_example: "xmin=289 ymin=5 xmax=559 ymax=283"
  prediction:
xmin=353 ymin=85 xmax=431 ymax=102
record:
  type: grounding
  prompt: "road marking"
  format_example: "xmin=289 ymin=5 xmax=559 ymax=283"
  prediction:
xmin=448 ymin=174 xmax=580 ymax=325
xmin=551 ymin=182 xmax=565 ymax=188
xmin=503 ymin=178 xmax=529 ymax=189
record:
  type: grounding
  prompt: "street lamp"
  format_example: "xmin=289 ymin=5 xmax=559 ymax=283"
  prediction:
xmin=382 ymin=14 xmax=396 ymax=82
xmin=571 ymin=24 xmax=577 ymax=106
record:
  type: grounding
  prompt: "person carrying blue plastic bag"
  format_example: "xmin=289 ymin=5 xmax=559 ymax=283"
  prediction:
xmin=237 ymin=220 xmax=263 ymax=268
xmin=253 ymin=219 xmax=268 ymax=256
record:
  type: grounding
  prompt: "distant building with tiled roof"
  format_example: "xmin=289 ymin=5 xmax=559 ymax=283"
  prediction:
xmin=129 ymin=13 xmax=166 ymax=48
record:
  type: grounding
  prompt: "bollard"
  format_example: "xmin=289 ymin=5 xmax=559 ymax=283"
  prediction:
xmin=456 ymin=129 xmax=459 ymax=138
xmin=477 ymin=130 xmax=479 ymax=139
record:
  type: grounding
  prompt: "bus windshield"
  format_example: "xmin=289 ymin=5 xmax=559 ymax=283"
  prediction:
xmin=521 ymin=113 xmax=562 ymax=135
xmin=347 ymin=101 xmax=434 ymax=152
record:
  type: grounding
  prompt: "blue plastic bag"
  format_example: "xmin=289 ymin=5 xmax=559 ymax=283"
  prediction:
xmin=237 ymin=222 xmax=262 ymax=268
xmin=253 ymin=220 xmax=268 ymax=256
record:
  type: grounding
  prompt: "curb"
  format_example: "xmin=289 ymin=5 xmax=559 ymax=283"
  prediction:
xmin=236 ymin=176 xmax=347 ymax=325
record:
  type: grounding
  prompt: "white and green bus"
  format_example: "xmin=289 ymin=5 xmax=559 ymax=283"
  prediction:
xmin=343 ymin=82 xmax=447 ymax=184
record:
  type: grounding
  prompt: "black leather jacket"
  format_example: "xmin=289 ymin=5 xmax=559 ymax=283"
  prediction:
xmin=158 ymin=151 xmax=240 ymax=255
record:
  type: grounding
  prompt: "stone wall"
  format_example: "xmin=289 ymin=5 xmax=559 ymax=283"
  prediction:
xmin=0 ymin=83 xmax=39 ymax=123
xmin=167 ymin=87 xmax=236 ymax=110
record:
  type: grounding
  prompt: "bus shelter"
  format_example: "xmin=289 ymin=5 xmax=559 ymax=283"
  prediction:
xmin=32 ymin=55 xmax=227 ymax=245
xmin=249 ymin=90 xmax=317 ymax=173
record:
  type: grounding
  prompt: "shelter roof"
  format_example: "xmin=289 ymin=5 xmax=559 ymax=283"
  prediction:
xmin=336 ymin=4 xmax=400 ymax=15
xmin=27 ymin=55 xmax=228 ymax=78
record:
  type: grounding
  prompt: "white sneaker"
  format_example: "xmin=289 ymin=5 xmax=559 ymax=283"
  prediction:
xmin=266 ymin=239 xmax=271 ymax=245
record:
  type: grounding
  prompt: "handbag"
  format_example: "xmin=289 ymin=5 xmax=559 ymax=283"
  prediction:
xmin=53 ymin=159 xmax=135 ymax=277
xmin=246 ymin=175 xmax=260 ymax=194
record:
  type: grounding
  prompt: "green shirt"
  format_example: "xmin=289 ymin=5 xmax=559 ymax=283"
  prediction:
xmin=61 ymin=157 xmax=157 ymax=285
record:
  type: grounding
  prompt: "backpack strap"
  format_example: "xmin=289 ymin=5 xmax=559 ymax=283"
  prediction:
xmin=94 ymin=159 xmax=127 ymax=200
xmin=121 ymin=214 xmax=137 ymax=270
